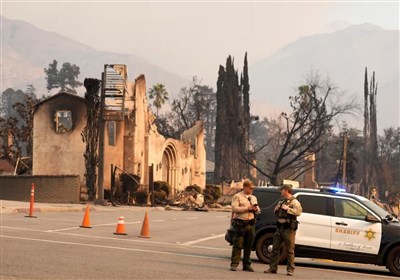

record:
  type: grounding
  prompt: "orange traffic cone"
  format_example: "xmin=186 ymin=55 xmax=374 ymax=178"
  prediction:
xmin=25 ymin=183 xmax=37 ymax=218
xmin=114 ymin=216 xmax=127 ymax=235
xmin=79 ymin=204 xmax=92 ymax=228
xmin=138 ymin=211 xmax=151 ymax=238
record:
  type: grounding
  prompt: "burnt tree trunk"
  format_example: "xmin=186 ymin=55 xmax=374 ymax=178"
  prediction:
xmin=369 ymin=72 xmax=379 ymax=193
xmin=82 ymin=78 xmax=101 ymax=200
xmin=363 ymin=68 xmax=370 ymax=196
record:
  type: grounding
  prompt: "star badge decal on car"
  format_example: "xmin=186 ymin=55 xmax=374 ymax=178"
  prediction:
xmin=364 ymin=229 xmax=376 ymax=241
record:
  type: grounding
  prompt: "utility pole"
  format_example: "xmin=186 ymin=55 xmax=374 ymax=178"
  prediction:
xmin=342 ymin=130 xmax=348 ymax=188
xmin=149 ymin=164 xmax=154 ymax=207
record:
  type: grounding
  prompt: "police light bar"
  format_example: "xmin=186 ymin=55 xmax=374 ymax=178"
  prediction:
xmin=320 ymin=186 xmax=346 ymax=194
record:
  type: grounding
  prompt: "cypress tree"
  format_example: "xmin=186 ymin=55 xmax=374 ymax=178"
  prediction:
xmin=241 ymin=52 xmax=251 ymax=179
xmin=214 ymin=54 xmax=250 ymax=183
xmin=214 ymin=65 xmax=226 ymax=183
xmin=224 ymin=56 xmax=239 ymax=180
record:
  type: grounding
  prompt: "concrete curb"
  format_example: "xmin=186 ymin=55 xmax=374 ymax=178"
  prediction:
xmin=14 ymin=206 xmax=88 ymax=214
xmin=1 ymin=206 xmax=90 ymax=214
xmin=0 ymin=204 xmax=162 ymax=214
xmin=0 ymin=200 xmax=232 ymax=214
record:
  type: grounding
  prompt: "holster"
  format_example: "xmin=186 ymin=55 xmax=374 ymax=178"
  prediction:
xmin=290 ymin=220 xmax=299 ymax=231
xmin=277 ymin=220 xmax=299 ymax=231
xmin=233 ymin=219 xmax=255 ymax=236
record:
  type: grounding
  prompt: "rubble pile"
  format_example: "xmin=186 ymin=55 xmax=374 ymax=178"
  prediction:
xmin=165 ymin=189 xmax=231 ymax=212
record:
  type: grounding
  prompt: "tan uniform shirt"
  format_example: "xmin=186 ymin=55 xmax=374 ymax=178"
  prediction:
xmin=276 ymin=197 xmax=302 ymax=223
xmin=231 ymin=191 xmax=261 ymax=221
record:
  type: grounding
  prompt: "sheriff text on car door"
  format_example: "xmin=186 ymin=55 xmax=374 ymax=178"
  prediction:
xmin=330 ymin=197 xmax=381 ymax=254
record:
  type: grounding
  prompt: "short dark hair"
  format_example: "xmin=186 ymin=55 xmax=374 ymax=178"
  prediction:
xmin=243 ymin=180 xmax=255 ymax=189
xmin=280 ymin=184 xmax=293 ymax=194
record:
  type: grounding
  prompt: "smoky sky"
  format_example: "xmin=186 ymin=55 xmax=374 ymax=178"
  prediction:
xmin=1 ymin=1 xmax=398 ymax=85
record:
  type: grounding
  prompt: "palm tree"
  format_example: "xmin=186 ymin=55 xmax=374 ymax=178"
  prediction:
xmin=148 ymin=83 xmax=169 ymax=116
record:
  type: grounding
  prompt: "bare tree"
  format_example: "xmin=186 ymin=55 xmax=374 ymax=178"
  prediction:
xmin=362 ymin=68 xmax=379 ymax=196
xmin=241 ymin=75 xmax=357 ymax=185
xmin=0 ymin=87 xmax=37 ymax=169
xmin=378 ymin=127 xmax=400 ymax=193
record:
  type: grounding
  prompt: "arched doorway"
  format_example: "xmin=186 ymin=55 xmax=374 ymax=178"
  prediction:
xmin=161 ymin=143 xmax=178 ymax=195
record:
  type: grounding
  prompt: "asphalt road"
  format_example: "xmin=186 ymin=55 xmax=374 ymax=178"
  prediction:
xmin=0 ymin=207 xmax=397 ymax=279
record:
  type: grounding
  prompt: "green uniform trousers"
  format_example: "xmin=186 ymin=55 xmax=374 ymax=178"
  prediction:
xmin=230 ymin=223 xmax=255 ymax=268
xmin=269 ymin=227 xmax=296 ymax=273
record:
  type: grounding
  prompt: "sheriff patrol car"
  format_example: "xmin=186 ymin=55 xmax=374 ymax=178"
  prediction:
xmin=252 ymin=186 xmax=400 ymax=276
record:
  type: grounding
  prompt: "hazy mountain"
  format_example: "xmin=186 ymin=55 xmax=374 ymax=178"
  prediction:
xmin=250 ymin=23 xmax=399 ymax=131
xmin=1 ymin=16 xmax=188 ymax=98
xmin=2 ymin=16 xmax=398 ymax=131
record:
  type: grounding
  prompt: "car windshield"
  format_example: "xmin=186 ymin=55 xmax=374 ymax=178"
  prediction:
xmin=357 ymin=196 xmax=392 ymax=219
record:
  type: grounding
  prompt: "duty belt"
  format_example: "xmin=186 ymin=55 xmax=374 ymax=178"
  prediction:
xmin=276 ymin=222 xmax=291 ymax=229
xmin=234 ymin=219 xmax=256 ymax=227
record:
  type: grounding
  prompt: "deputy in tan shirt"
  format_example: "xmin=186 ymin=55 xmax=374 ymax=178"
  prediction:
xmin=230 ymin=180 xmax=261 ymax=272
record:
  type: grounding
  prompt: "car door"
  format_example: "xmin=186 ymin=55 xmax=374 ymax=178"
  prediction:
xmin=295 ymin=194 xmax=331 ymax=254
xmin=330 ymin=197 xmax=381 ymax=254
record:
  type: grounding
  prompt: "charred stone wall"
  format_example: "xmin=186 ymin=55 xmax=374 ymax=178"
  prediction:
xmin=32 ymin=93 xmax=87 ymax=183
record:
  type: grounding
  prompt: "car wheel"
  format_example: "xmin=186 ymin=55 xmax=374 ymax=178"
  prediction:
xmin=387 ymin=246 xmax=400 ymax=276
xmin=255 ymin=232 xmax=287 ymax=264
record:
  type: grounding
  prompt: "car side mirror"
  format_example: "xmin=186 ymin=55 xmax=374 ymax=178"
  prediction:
xmin=365 ymin=214 xmax=380 ymax=223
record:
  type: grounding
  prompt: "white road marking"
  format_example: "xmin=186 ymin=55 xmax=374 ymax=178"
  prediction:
xmin=0 ymin=226 xmax=231 ymax=251
xmin=46 ymin=227 xmax=79 ymax=232
xmin=182 ymin=233 xmax=225 ymax=246
xmin=95 ymin=221 xmax=142 ymax=226
xmin=44 ymin=221 xmax=142 ymax=232
xmin=301 ymin=265 xmax=393 ymax=279
xmin=0 ymin=226 xmax=43 ymax=232
xmin=0 ymin=234 xmax=390 ymax=277
xmin=1 ymin=235 xmax=228 ymax=260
